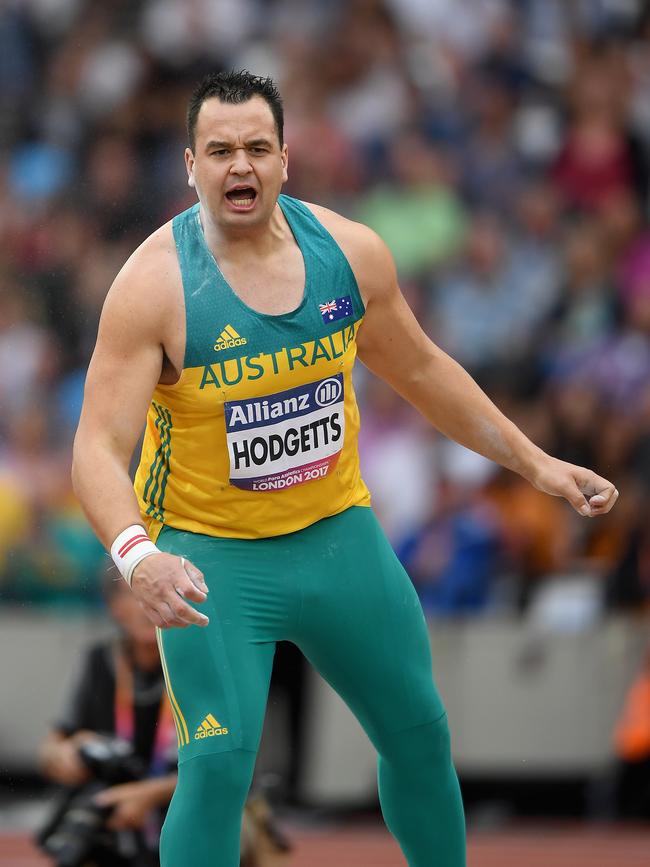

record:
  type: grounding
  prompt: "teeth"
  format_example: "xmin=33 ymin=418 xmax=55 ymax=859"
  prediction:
xmin=227 ymin=190 xmax=255 ymax=207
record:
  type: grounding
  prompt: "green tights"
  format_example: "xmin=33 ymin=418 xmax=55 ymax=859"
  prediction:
xmin=155 ymin=507 xmax=466 ymax=866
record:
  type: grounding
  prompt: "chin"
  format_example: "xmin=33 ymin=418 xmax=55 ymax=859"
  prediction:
xmin=223 ymin=210 xmax=270 ymax=231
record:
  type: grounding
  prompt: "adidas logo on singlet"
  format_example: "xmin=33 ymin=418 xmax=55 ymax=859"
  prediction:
xmin=214 ymin=325 xmax=248 ymax=351
xmin=195 ymin=713 xmax=229 ymax=739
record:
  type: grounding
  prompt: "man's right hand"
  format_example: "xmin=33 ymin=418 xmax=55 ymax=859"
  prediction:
xmin=130 ymin=553 xmax=210 ymax=628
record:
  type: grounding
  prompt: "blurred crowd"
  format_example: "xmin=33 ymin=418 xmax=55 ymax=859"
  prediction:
xmin=2 ymin=0 xmax=650 ymax=617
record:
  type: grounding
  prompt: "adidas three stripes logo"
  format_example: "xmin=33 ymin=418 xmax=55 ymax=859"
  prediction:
xmin=214 ymin=324 xmax=247 ymax=351
xmin=195 ymin=713 xmax=230 ymax=739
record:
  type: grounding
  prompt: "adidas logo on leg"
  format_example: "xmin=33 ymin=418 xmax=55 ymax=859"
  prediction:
xmin=195 ymin=713 xmax=230 ymax=739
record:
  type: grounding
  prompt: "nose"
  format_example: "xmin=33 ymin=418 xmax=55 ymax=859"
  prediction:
xmin=229 ymin=147 xmax=253 ymax=175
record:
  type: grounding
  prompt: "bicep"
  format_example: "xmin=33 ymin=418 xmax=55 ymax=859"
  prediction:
xmin=313 ymin=212 xmax=441 ymax=393
xmin=356 ymin=278 xmax=437 ymax=393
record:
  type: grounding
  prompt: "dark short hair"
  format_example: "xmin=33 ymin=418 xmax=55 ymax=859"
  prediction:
xmin=187 ymin=70 xmax=284 ymax=151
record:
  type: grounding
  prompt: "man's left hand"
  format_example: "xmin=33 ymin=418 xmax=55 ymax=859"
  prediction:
xmin=532 ymin=457 xmax=619 ymax=517
xmin=93 ymin=780 xmax=159 ymax=830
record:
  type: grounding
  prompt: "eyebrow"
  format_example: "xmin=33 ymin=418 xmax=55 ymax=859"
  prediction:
xmin=204 ymin=138 xmax=274 ymax=150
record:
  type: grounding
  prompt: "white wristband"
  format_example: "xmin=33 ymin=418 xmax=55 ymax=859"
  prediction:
xmin=110 ymin=525 xmax=160 ymax=586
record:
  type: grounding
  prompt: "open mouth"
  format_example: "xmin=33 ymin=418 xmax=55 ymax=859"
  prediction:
xmin=225 ymin=187 xmax=258 ymax=210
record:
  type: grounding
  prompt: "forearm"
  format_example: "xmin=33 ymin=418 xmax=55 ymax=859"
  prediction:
xmin=354 ymin=237 xmax=618 ymax=517
xmin=395 ymin=348 xmax=546 ymax=481
xmin=72 ymin=437 xmax=145 ymax=549
xmin=39 ymin=733 xmax=66 ymax=779
xmin=138 ymin=773 xmax=177 ymax=805
xmin=40 ymin=731 xmax=95 ymax=786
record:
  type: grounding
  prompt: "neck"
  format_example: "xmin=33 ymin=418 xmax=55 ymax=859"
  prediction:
xmin=199 ymin=202 xmax=287 ymax=261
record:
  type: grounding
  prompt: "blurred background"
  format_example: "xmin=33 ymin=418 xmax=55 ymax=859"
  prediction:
xmin=1 ymin=0 xmax=650 ymax=864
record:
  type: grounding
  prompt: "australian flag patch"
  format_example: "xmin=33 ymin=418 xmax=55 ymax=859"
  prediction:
xmin=318 ymin=295 xmax=353 ymax=324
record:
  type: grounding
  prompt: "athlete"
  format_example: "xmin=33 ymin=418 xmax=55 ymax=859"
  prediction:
xmin=72 ymin=71 xmax=619 ymax=867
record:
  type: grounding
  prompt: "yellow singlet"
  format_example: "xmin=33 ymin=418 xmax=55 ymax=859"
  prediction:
xmin=134 ymin=195 xmax=371 ymax=540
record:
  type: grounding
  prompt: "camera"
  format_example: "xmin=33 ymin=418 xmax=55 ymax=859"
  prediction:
xmin=36 ymin=735 xmax=151 ymax=867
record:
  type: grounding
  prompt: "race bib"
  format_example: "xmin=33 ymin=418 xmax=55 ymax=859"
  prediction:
xmin=225 ymin=374 xmax=345 ymax=491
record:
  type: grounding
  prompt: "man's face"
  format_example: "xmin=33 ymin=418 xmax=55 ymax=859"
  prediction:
xmin=185 ymin=95 xmax=288 ymax=230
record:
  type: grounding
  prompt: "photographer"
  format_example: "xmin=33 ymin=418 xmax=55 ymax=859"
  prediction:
xmin=38 ymin=572 xmax=178 ymax=867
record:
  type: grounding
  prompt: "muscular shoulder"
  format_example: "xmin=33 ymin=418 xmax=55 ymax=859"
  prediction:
xmin=107 ymin=222 xmax=180 ymax=323
xmin=93 ymin=220 xmax=185 ymax=379
xmin=301 ymin=201 xmax=397 ymax=303
xmin=96 ymin=221 xmax=184 ymax=365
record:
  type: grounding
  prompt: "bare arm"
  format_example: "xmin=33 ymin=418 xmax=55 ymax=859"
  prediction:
xmin=72 ymin=231 xmax=210 ymax=627
xmin=72 ymin=247 xmax=168 ymax=546
xmin=316 ymin=212 xmax=618 ymax=517
xmin=39 ymin=730 xmax=95 ymax=786
xmin=94 ymin=774 xmax=178 ymax=830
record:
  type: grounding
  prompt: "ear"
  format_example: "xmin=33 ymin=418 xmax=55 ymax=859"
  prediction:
xmin=281 ymin=143 xmax=289 ymax=184
xmin=185 ymin=147 xmax=196 ymax=189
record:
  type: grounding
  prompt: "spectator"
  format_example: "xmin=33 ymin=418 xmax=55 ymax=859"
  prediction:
xmin=397 ymin=476 xmax=502 ymax=616
xmin=38 ymin=572 xmax=178 ymax=866
xmin=354 ymin=129 xmax=466 ymax=277
xmin=552 ymin=51 xmax=647 ymax=212
xmin=429 ymin=213 xmax=531 ymax=373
